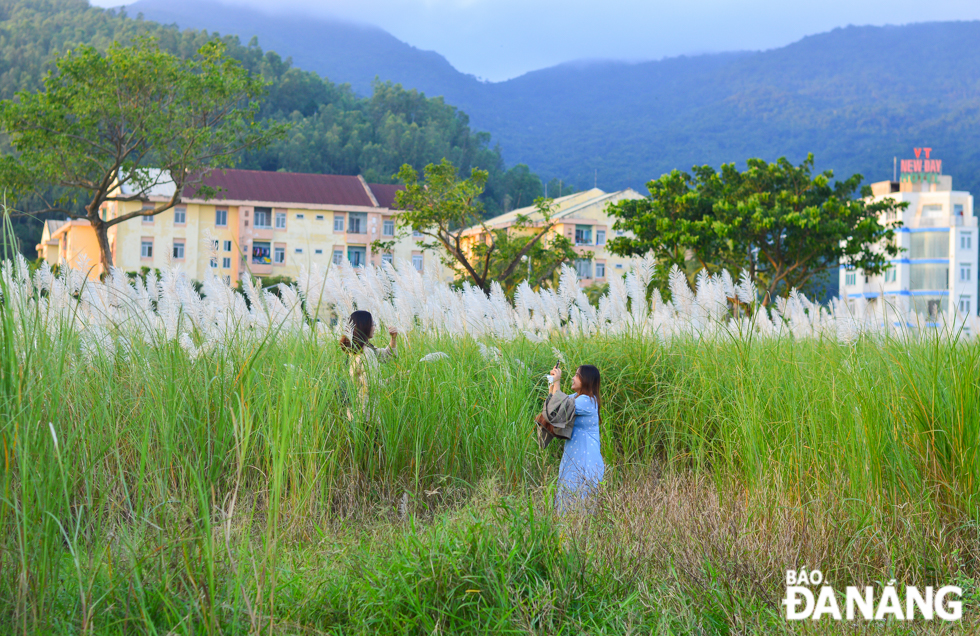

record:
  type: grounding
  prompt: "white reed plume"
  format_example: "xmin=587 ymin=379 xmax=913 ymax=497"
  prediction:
xmin=6 ymin=251 xmax=976 ymax=360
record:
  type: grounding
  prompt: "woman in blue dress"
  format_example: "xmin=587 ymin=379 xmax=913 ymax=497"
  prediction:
xmin=548 ymin=364 xmax=605 ymax=512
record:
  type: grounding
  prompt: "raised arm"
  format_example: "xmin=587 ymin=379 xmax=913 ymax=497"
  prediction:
xmin=548 ymin=365 xmax=562 ymax=395
xmin=375 ymin=326 xmax=399 ymax=363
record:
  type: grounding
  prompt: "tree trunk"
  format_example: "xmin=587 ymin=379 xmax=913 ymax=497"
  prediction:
xmin=89 ymin=214 xmax=113 ymax=274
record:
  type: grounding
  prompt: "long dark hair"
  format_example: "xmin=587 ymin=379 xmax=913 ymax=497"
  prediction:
xmin=339 ymin=310 xmax=374 ymax=353
xmin=575 ymin=364 xmax=601 ymax=422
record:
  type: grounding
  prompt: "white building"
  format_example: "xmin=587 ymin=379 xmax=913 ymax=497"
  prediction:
xmin=841 ymin=174 xmax=978 ymax=320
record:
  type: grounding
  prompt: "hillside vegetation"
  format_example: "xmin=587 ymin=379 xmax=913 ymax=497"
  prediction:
xmin=130 ymin=0 xmax=980 ymax=198
xmin=0 ymin=0 xmax=547 ymax=256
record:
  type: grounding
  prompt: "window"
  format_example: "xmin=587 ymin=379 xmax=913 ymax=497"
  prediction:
xmin=954 ymin=204 xmax=964 ymax=216
xmin=348 ymin=246 xmax=366 ymax=267
xmin=910 ymin=263 xmax=949 ymax=290
xmin=274 ymin=246 xmax=285 ymax=264
xmin=595 ymin=262 xmax=606 ymax=278
xmin=910 ymin=233 xmax=949 ymax=258
xmin=223 ymin=275 xmax=231 ymax=285
xmin=962 ymin=233 xmax=972 ymax=250
xmin=959 ymin=297 xmax=972 ymax=315
xmin=884 ymin=267 xmax=897 ymax=283
xmin=140 ymin=240 xmax=153 ymax=259
xmin=412 ymin=254 xmax=423 ymax=272
xmin=382 ymin=253 xmax=393 ymax=265
xmin=316 ymin=214 xmax=324 ymax=221
xmin=215 ymin=209 xmax=228 ymax=227
xmin=383 ymin=219 xmax=395 ymax=236
xmin=295 ymin=247 xmax=303 ymax=254
xmin=845 ymin=272 xmax=857 ymax=286
xmin=596 ymin=230 xmax=606 ymax=246
xmin=961 ymin=263 xmax=971 ymax=282
xmin=922 ymin=204 xmax=944 ymax=217
xmin=615 ymin=263 xmax=623 ymax=269
xmin=413 ymin=228 xmax=422 ymax=238
xmin=254 ymin=207 xmax=272 ymax=228
xmin=275 ymin=212 xmax=286 ymax=229
xmin=315 ymin=248 xmax=323 ymax=255
xmin=223 ymin=240 xmax=232 ymax=252
xmin=172 ymin=241 xmax=185 ymax=260
xmin=142 ymin=205 xmax=154 ymax=223
xmin=333 ymin=215 xmax=344 ymax=231
xmin=574 ymin=225 xmax=593 ymax=245
xmin=210 ymin=257 xmax=218 ymax=268
xmin=615 ymin=230 xmax=625 ymax=237
xmin=348 ymin=212 xmax=367 ymax=234
xmin=574 ymin=258 xmax=593 ymax=279
xmin=252 ymin=241 xmax=271 ymax=264
xmin=332 ymin=250 xmax=343 ymax=265
xmin=296 ymin=213 xmax=305 ymax=220
xmin=222 ymin=257 xmax=231 ymax=269
xmin=174 ymin=207 xmax=186 ymax=225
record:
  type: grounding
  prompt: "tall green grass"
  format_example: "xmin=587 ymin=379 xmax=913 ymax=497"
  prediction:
xmin=0 ymin=291 xmax=978 ymax=632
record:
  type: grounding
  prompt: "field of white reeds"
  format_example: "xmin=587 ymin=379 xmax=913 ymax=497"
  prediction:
xmin=1 ymin=255 xmax=979 ymax=634
xmin=6 ymin=252 xmax=980 ymax=363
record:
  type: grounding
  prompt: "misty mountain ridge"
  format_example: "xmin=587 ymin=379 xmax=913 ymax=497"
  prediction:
xmin=127 ymin=0 xmax=483 ymax=97
xmin=127 ymin=0 xmax=980 ymax=195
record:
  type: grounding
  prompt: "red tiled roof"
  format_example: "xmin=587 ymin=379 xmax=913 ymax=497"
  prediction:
xmin=185 ymin=169 xmax=376 ymax=207
xmin=369 ymin=183 xmax=405 ymax=209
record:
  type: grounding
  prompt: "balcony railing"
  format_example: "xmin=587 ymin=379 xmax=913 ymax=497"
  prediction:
xmin=913 ymin=215 xmax=963 ymax=228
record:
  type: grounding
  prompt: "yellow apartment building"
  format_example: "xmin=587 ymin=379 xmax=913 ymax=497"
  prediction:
xmin=36 ymin=219 xmax=104 ymax=276
xmin=36 ymin=169 xmax=442 ymax=282
xmin=458 ymin=188 xmax=646 ymax=285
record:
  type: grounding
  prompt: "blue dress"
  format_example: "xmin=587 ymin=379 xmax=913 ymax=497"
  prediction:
xmin=556 ymin=394 xmax=605 ymax=512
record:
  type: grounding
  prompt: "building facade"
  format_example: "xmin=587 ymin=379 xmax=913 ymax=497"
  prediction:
xmin=458 ymin=188 xmax=646 ymax=286
xmin=36 ymin=169 xmax=442 ymax=282
xmin=840 ymin=173 xmax=978 ymax=319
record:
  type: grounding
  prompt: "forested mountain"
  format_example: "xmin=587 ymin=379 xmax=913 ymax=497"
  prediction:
xmin=130 ymin=0 xmax=980 ymax=198
xmin=126 ymin=0 xmax=473 ymax=99
xmin=482 ymin=21 xmax=980 ymax=196
xmin=0 ymin=0 xmax=548 ymax=256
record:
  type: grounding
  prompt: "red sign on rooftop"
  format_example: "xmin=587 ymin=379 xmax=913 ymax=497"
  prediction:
xmin=900 ymin=147 xmax=942 ymax=183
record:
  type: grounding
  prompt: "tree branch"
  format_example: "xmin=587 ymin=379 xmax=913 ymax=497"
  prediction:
xmin=496 ymin=222 xmax=557 ymax=282
xmin=105 ymin=188 xmax=182 ymax=227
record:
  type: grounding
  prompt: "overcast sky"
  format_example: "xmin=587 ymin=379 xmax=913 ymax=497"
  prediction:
xmin=91 ymin=0 xmax=980 ymax=81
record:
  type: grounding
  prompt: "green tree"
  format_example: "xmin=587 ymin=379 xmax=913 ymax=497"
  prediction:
xmin=499 ymin=163 xmax=542 ymax=212
xmin=544 ymin=177 xmax=577 ymax=199
xmin=383 ymin=159 xmax=577 ymax=294
xmin=606 ymin=154 xmax=905 ymax=302
xmin=467 ymin=209 xmax=582 ymax=295
xmin=248 ymin=78 xmax=526 ymax=218
xmin=0 ymin=36 xmax=284 ymax=270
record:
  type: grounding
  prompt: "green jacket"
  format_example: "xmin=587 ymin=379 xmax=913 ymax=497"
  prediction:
xmin=535 ymin=389 xmax=576 ymax=449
